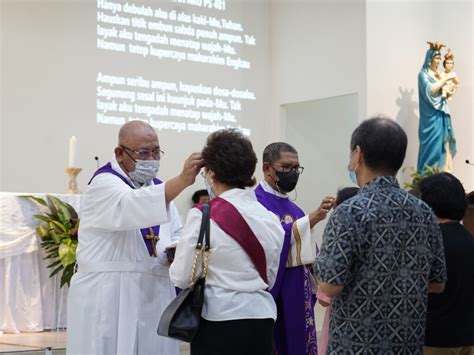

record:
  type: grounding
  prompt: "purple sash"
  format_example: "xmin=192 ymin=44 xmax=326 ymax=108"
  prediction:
xmin=197 ymin=197 xmax=268 ymax=284
xmin=89 ymin=162 xmax=161 ymax=257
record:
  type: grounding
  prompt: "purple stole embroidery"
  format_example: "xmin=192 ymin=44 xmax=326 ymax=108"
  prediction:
xmin=89 ymin=162 xmax=161 ymax=257
xmin=196 ymin=197 xmax=268 ymax=284
xmin=255 ymin=184 xmax=318 ymax=355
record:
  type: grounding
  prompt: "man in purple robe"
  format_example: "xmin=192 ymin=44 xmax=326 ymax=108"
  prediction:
xmin=255 ymin=142 xmax=334 ymax=355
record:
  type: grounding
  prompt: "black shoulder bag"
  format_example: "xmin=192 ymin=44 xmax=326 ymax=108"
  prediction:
xmin=157 ymin=203 xmax=210 ymax=342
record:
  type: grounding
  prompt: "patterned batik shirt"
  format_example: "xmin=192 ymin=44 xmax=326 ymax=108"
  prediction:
xmin=316 ymin=176 xmax=447 ymax=355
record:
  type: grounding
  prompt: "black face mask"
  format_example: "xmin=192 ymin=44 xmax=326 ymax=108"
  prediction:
xmin=275 ymin=170 xmax=299 ymax=192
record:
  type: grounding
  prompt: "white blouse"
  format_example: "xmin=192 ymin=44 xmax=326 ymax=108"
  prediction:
xmin=170 ymin=188 xmax=284 ymax=321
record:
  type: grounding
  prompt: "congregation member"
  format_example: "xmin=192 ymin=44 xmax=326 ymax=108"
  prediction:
xmin=255 ymin=142 xmax=334 ymax=355
xmin=316 ymin=117 xmax=447 ymax=354
xmin=170 ymin=129 xmax=284 ymax=355
xmin=316 ymin=186 xmax=359 ymax=355
xmin=191 ymin=189 xmax=210 ymax=206
xmin=67 ymin=121 xmax=202 ymax=355
xmin=420 ymin=172 xmax=474 ymax=355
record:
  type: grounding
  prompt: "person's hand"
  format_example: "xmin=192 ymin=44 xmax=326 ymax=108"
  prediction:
xmin=309 ymin=196 xmax=335 ymax=227
xmin=165 ymin=153 xmax=204 ymax=204
xmin=180 ymin=152 xmax=203 ymax=186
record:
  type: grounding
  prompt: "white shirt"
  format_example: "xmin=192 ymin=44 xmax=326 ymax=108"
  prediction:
xmin=170 ymin=188 xmax=284 ymax=321
xmin=67 ymin=157 xmax=182 ymax=355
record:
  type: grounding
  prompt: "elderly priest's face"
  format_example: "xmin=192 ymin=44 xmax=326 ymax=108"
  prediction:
xmin=115 ymin=121 xmax=161 ymax=174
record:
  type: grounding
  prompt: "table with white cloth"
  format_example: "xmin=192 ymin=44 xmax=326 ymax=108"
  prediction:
xmin=0 ymin=192 xmax=81 ymax=334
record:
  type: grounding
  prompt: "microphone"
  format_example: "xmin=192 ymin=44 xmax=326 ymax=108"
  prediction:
xmin=94 ymin=156 xmax=100 ymax=168
xmin=466 ymin=160 xmax=474 ymax=166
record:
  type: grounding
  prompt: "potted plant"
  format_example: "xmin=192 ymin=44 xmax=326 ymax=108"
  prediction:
xmin=403 ymin=164 xmax=440 ymax=197
xmin=20 ymin=195 xmax=79 ymax=287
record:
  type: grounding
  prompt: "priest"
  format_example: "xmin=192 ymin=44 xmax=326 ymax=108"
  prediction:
xmin=66 ymin=120 xmax=202 ymax=355
xmin=255 ymin=142 xmax=334 ymax=355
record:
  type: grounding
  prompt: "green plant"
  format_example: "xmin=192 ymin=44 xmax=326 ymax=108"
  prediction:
xmin=403 ymin=164 xmax=440 ymax=196
xmin=20 ymin=195 xmax=79 ymax=287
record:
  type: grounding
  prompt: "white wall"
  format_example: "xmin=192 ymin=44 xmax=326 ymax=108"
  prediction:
xmin=0 ymin=0 xmax=273 ymax=216
xmin=284 ymin=94 xmax=360 ymax=243
xmin=269 ymin=0 xmax=367 ymax=217
xmin=270 ymin=0 xmax=367 ymax=134
xmin=367 ymin=0 xmax=473 ymax=192
xmin=1 ymin=0 xmax=473 ymax=219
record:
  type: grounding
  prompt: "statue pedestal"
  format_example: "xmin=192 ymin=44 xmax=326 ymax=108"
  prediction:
xmin=65 ymin=167 xmax=82 ymax=194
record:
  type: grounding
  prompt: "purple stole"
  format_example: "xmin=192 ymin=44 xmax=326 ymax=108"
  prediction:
xmin=88 ymin=162 xmax=161 ymax=257
xmin=196 ymin=197 xmax=268 ymax=284
xmin=255 ymin=184 xmax=318 ymax=355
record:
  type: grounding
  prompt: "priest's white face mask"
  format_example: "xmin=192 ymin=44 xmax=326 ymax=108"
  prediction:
xmin=129 ymin=160 xmax=160 ymax=185
xmin=119 ymin=144 xmax=162 ymax=186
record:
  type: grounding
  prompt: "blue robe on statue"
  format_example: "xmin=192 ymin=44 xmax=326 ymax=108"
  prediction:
xmin=417 ymin=48 xmax=456 ymax=173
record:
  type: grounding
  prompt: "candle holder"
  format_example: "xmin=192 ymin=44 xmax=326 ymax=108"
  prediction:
xmin=65 ymin=167 xmax=82 ymax=194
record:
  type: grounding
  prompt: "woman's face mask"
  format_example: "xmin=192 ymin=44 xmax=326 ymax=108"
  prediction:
xmin=203 ymin=171 xmax=216 ymax=199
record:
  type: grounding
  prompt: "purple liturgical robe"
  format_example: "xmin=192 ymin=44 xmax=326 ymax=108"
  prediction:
xmin=255 ymin=183 xmax=318 ymax=355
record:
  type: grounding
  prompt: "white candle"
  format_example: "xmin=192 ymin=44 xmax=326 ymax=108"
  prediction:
xmin=69 ymin=136 xmax=77 ymax=167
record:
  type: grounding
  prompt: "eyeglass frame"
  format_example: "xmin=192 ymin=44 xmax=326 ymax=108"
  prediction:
xmin=120 ymin=144 xmax=165 ymax=160
xmin=271 ymin=163 xmax=304 ymax=174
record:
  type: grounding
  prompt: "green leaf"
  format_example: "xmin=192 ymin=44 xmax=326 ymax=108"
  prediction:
xmin=19 ymin=195 xmax=47 ymax=206
xmin=47 ymin=195 xmax=71 ymax=224
xmin=49 ymin=264 xmax=64 ymax=277
xmin=36 ymin=225 xmax=50 ymax=238
xmin=60 ymin=264 xmax=76 ymax=288
xmin=46 ymin=196 xmax=59 ymax=219
xmin=44 ymin=246 xmax=57 ymax=254
xmin=44 ymin=251 xmax=59 ymax=260
xmin=50 ymin=220 xmax=67 ymax=233
xmin=49 ymin=229 xmax=61 ymax=244
xmin=59 ymin=240 xmax=77 ymax=267
xmin=33 ymin=214 xmax=53 ymax=223
xmin=65 ymin=203 xmax=78 ymax=220
xmin=47 ymin=259 xmax=62 ymax=268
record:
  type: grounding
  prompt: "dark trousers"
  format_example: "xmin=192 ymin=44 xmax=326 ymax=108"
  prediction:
xmin=191 ymin=317 xmax=274 ymax=355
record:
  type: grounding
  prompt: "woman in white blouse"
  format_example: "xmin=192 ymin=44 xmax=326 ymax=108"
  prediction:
xmin=170 ymin=129 xmax=284 ymax=355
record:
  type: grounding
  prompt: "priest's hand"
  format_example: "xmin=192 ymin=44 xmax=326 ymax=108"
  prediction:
xmin=165 ymin=153 xmax=203 ymax=204
xmin=180 ymin=152 xmax=204 ymax=185
xmin=309 ymin=196 xmax=335 ymax=227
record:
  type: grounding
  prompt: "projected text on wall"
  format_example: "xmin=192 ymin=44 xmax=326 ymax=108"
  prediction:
xmin=96 ymin=0 xmax=257 ymax=135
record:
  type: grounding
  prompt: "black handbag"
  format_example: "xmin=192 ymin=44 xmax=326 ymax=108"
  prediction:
xmin=157 ymin=203 xmax=210 ymax=342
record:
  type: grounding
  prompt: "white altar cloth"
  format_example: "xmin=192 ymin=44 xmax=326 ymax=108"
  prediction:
xmin=0 ymin=192 xmax=81 ymax=333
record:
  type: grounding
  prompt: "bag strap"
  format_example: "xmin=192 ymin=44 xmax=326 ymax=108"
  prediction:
xmin=190 ymin=203 xmax=210 ymax=285
xmin=195 ymin=203 xmax=210 ymax=250
xmin=198 ymin=197 xmax=268 ymax=284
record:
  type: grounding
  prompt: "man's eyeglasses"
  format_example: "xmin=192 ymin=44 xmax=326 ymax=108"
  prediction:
xmin=271 ymin=163 xmax=304 ymax=174
xmin=120 ymin=145 xmax=164 ymax=160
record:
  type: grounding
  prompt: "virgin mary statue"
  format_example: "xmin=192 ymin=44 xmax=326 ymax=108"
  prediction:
xmin=417 ymin=42 xmax=457 ymax=173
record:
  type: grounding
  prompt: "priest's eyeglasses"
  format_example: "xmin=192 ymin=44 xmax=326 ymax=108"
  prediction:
xmin=271 ymin=163 xmax=304 ymax=174
xmin=120 ymin=145 xmax=164 ymax=160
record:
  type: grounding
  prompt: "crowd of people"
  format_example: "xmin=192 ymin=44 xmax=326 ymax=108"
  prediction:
xmin=66 ymin=117 xmax=474 ymax=355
